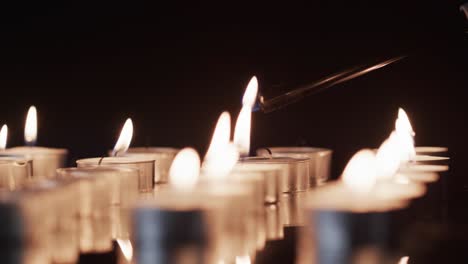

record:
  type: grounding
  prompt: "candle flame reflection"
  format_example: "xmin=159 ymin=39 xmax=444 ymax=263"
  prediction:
xmin=169 ymin=148 xmax=200 ymax=190
xmin=234 ymin=76 xmax=258 ymax=156
xmin=113 ymin=118 xmax=133 ymax=156
xmin=398 ymin=256 xmax=409 ymax=264
xmin=24 ymin=106 xmax=37 ymax=145
xmin=0 ymin=124 xmax=7 ymax=150
xmin=235 ymin=255 xmax=251 ymax=264
xmin=117 ymin=239 xmax=133 ymax=261
xmin=342 ymin=149 xmax=378 ymax=193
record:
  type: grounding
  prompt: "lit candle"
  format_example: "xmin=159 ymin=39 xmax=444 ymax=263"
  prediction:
xmin=76 ymin=118 xmax=155 ymax=193
xmin=1 ymin=106 xmax=68 ymax=178
xmin=131 ymin=148 xmax=219 ymax=264
xmin=202 ymin=111 xmax=263 ymax=257
xmin=299 ymin=149 xmax=426 ymax=264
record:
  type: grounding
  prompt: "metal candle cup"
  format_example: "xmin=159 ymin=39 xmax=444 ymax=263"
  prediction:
xmin=132 ymin=185 xmax=248 ymax=264
xmin=0 ymin=157 xmax=32 ymax=190
xmin=298 ymin=181 xmax=425 ymax=264
xmin=1 ymin=146 xmax=67 ymax=178
xmin=258 ymin=147 xmax=332 ymax=187
xmin=77 ymin=156 xmax=155 ymax=193
xmin=232 ymin=163 xmax=282 ymax=204
xmin=239 ymin=157 xmax=310 ymax=193
xmin=20 ymin=178 xmax=80 ymax=263
xmin=57 ymin=167 xmax=136 ymax=253
xmin=125 ymin=147 xmax=179 ymax=184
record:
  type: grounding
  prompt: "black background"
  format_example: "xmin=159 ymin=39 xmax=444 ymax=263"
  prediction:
xmin=0 ymin=1 xmax=467 ymax=263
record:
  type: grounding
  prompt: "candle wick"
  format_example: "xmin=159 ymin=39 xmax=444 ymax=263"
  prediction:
xmin=98 ymin=156 xmax=105 ymax=165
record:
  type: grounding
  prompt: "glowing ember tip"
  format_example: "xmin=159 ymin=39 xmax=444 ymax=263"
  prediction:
xmin=112 ymin=118 xmax=133 ymax=156
xmin=24 ymin=105 xmax=37 ymax=145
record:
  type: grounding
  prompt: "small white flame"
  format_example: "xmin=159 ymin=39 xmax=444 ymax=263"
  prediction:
xmin=376 ymin=133 xmax=405 ymax=178
xmin=24 ymin=106 xmax=37 ymax=145
xmin=0 ymin=124 xmax=7 ymax=150
xmin=234 ymin=76 xmax=258 ymax=156
xmin=235 ymin=255 xmax=251 ymax=264
xmin=169 ymin=148 xmax=201 ymax=190
xmin=113 ymin=118 xmax=133 ymax=156
xmin=398 ymin=256 xmax=409 ymax=264
xmin=396 ymin=108 xmax=415 ymax=137
xmin=342 ymin=149 xmax=378 ymax=193
xmin=203 ymin=112 xmax=239 ymax=179
xmin=205 ymin=112 xmax=231 ymax=159
xmin=117 ymin=239 xmax=133 ymax=261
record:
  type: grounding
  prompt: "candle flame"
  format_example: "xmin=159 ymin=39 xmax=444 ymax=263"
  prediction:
xmin=0 ymin=124 xmax=7 ymax=150
xmin=116 ymin=239 xmax=133 ymax=261
xmin=396 ymin=108 xmax=415 ymax=137
xmin=234 ymin=76 xmax=258 ymax=156
xmin=398 ymin=256 xmax=409 ymax=264
xmin=24 ymin=106 xmax=37 ymax=145
xmin=205 ymin=112 xmax=231 ymax=159
xmin=376 ymin=133 xmax=405 ymax=179
xmin=203 ymin=112 xmax=239 ymax=179
xmin=169 ymin=148 xmax=200 ymax=189
xmin=342 ymin=149 xmax=378 ymax=192
xmin=113 ymin=118 xmax=133 ymax=156
xmin=235 ymin=255 xmax=251 ymax=264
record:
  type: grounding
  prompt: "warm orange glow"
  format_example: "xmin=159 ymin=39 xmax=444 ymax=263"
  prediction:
xmin=398 ymin=256 xmax=409 ymax=264
xmin=203 ymin=112 xmax=239 ymax=179
xmin=169 ymin=148 xmax=200 ymax=189
xmin=235 ymin=255 xmax=251 ymax=264
xmin=117 ymin=239 xmax=133 ymax=261
xmin=234 ymin=76 xmax=258 ymax=156
xmin=0 ymin=124 xmax=7 ymax=150
xmin=112 ymin=118 xmax=133 ymax=156
xmin=24 ymin=106 xmax=37 ymax=144
xmin=342 ymin=149 xmax=377 ymax=192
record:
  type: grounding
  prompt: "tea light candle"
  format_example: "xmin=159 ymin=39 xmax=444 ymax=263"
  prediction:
xmin=239 ymin=156 xmax=310 ymax=193
xmin=77 ymin=157 xmax=155 ymax=193
xmin=131 ymin=148 xmax=219 ymax=264
xmin=1 ymin=106 xmax=68 ymax=178
xmin=300 ymin=151 xmax=425 ymax=264
xmin=232 ymin=163 xmax=282 ymax=204
xmin=115 ymin=147 xmax=179 ymax=184
xmin=258 ymin=147 xmax=332 ymax=187
xmin=0 ymin=157 xmax=32 ymax=190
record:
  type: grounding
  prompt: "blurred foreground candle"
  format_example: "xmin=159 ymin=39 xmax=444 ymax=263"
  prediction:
xmin=203 ymin=111 xmax=269 ymax=260
xmin=57 ymin=167 xmax=139 ymax=253
xmin=20 ymin=178 xmax=81 ymax=264
xmin=132 ymin=148 xmax=219 ymax=264
xmin=258 ymin=147 xmax=332 ymax=187
xmin=1 ymin=106 xmax=68 ymax=178
xmin=298 ymin=150 xmax=426 ymax=264
xmin=77 ymin=119 xmax=155 ymax=192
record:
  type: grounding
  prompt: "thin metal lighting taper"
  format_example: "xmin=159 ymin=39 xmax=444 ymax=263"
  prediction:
xmin=258 ymin=56 xmax=405 ymax=113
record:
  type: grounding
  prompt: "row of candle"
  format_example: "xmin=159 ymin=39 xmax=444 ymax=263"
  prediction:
xmin=0 ymin=75 xmax=449 ymax=264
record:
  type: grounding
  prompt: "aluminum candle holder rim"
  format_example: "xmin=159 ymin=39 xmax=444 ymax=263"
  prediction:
xmin=57 ymin=166 xmax=139 ymax=179
xmin=263 ymin=147 xmax=332 ymax=155
xmin=77 ymin=156 xmax=156 ymax=165
xmin=414 ymin=146 xmax=448 ymax=154
xmin=2 ymin=146 xmax=68 ymax=155
xmin=240 ymin=156 xmax=309 ymax=164
xmin=126 ymin=147 xmax=180 ymax=154
xmin=0 ymin=157 xmax=32 ymax=166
